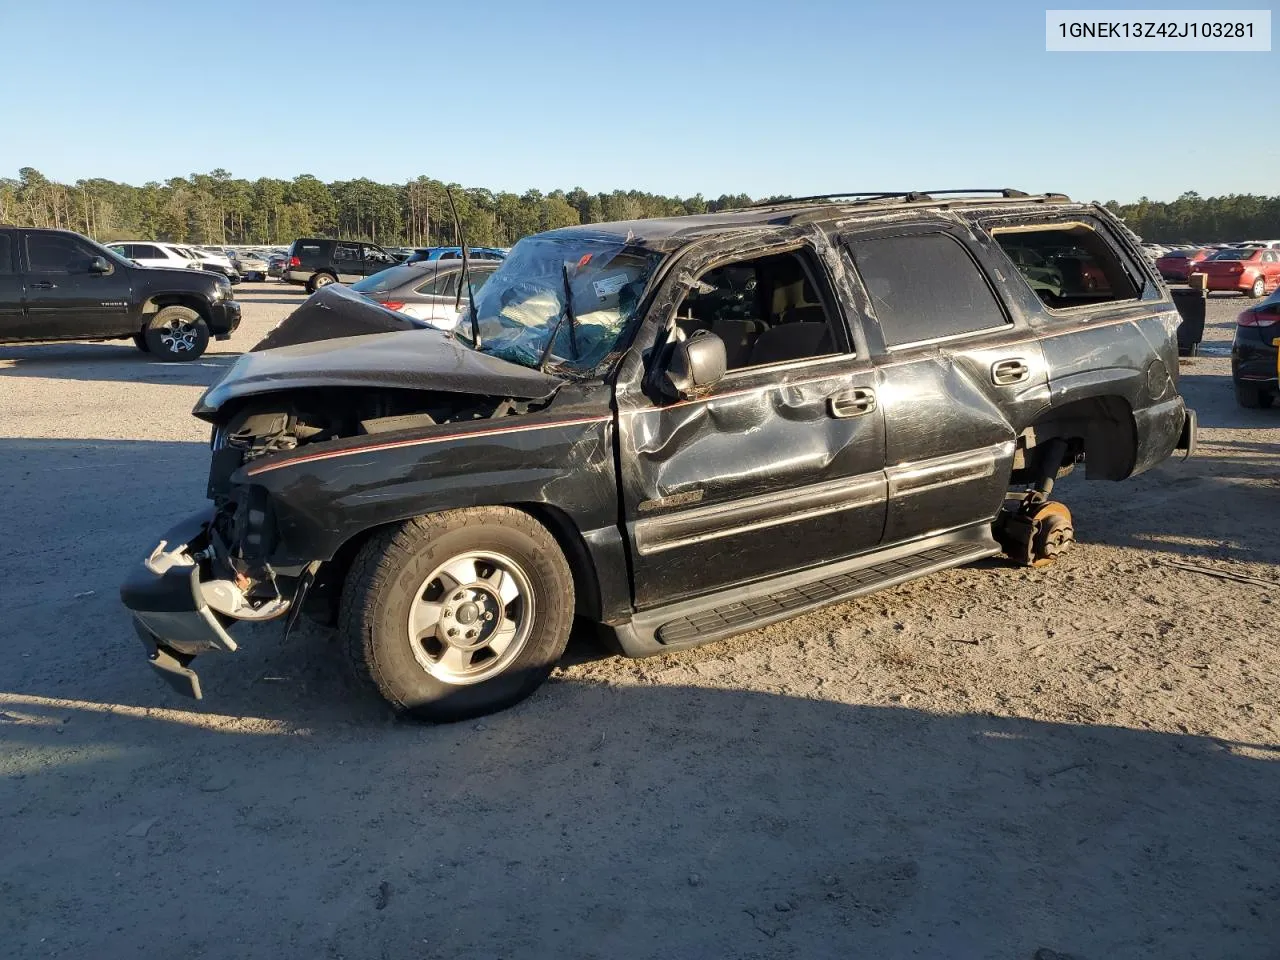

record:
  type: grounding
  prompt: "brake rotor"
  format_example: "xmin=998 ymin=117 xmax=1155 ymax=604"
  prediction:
xmin=1028 ymin=501 xmax=1074 ymax=568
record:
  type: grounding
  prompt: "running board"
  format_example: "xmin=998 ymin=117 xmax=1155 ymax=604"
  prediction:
xmin=609 ymin=525 xmax=1000 ymax=658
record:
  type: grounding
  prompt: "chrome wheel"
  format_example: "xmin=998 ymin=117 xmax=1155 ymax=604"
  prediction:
xmin=406 ymin=551 xmax=534 ymax=685
xmin=159 ymin=317 xmax=198 ymax=354
xmin=313 ymin=273 xmax=334 ymax=288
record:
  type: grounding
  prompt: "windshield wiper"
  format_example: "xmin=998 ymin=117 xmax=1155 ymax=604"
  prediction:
xmin=537 ymin=263 xmax=579 ymax=373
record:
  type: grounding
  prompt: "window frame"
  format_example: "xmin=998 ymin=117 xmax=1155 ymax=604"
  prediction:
xmin=414 ymin=268 xmax=460 ymax=297
xmin=23 ymin=231 xmax=99 ymax=275
xmin=841 ymin=226 xmax=1014 ymax=353
xmin=671 ymin=242 xmax=855 ymax=381
xmin=361 ymin=243 xmax=395 ymax=265
xmin=978 ymin=214 xmax=1159 ymax=318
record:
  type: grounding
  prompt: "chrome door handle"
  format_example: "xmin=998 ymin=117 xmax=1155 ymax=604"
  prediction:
xmin=829 ymin=388 xmax=877 ymax=418
xmin=991 ymin=358 xmax=1030 ymax=386
xmin=31 ymin=280 xmax=57 ymax=289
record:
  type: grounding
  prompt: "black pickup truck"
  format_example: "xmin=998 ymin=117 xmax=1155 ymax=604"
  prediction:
xmin=121 ymin=190 xmax=1196 ymax=721
xmin=0 ymin=227 xmax=240 ymax=360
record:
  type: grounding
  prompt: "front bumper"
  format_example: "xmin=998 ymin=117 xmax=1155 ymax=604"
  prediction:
xmin=120 ymin=511 xmax=292 ymax=699
xmin=210 ymin=300 xmax=242 ymax=339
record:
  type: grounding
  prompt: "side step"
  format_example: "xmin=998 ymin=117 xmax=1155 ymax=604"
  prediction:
xmin=610 ymin=526 xmax=1000 ymax=658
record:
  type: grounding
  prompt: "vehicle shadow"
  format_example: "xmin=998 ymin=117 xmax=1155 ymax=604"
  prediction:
xmin=0 ymin=342 xmax=239 ymax=386
xmin=0 ymin=682 xmax=1276 ymax=960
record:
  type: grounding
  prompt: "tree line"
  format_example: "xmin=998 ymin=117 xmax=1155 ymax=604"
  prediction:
xmin=1104 ymin=192 xmax=1280 ymax=244
xmin=0 ymin=167 xmax=753 ymax=249
xmin=2 ymin=168 xmax=1276 ymax=247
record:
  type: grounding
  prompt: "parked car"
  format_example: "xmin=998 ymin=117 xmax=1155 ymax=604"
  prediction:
xmin=282 ymin=237 xmax=400 ymax=292
xmin=106 ymin=240 xmax=205 ymax=272
xmin=0 ymin=227 xmax=240 ymax=360
xmin=1001 ymin=245 xmax=1064 ymax=299
xmin=349 ymin=260 xmax=500 ymax=330
xmin=404 ymin=246 xmax=507 ymax=264
xmin=1232 ymin=240 xmax=1280 ymax=249
xmin=1155 ymin=248 xmax=1211 ymax=282
xmin=120 ymin=190 xmax=1195 ymax=721
xmin=267 ymin=252 xmax=288 ymax=278
xmin=1231 ymin=288 xmax=1280 ymax=408
xmin=1188 ymin=247 xmax=1280 ymax=297
xmin=231 ymin=250 xmax=270 ymax=281
xmin=181 ymin=247 xmax=240 ymax=283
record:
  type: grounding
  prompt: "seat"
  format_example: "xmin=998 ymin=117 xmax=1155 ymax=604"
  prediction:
xmin=711 ymin=318 xmax=761 ymax=369
xmin=748 ymin=322 xmax=831 ymax=366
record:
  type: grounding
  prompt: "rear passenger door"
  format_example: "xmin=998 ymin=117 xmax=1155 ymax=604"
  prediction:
xmin=843 ymin=226 xmax=1051 ymax=546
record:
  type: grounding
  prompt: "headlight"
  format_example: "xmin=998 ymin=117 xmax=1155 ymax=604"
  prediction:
xmin=212 ymin=279 xmax=230 ymax=299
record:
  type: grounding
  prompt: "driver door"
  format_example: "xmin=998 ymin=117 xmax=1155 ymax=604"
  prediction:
xmin=20 ymin=230 xmax=131 ymax=339
xmin=614 ymin=232 xmax=887 ymax=610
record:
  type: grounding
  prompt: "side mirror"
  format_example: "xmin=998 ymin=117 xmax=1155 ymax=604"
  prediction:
xmin=89 ymin=256 xmax=111 ymax=274
xmin=664 ymin=330 xmax=726 ymax=398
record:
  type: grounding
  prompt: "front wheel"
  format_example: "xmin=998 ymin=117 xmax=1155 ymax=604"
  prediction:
xmin=142 ymin=306 xmax=209 ymax=360
xmin=340 ymin=507 xmax=575 ymax=722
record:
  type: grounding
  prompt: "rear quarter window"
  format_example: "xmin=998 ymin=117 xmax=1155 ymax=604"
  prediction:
xmin=990 ymin=222 xmax=1142 ymax=311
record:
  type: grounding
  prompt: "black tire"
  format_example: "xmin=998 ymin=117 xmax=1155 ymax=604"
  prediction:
xmin=1249 ymin=277 xmax=1266 ymax=298
xmin=132 ymin=332 xmax=149 ymax=353
xmin=306 ymin=272 xmax=336 ymax=294
xmin=340 ymin=507 xmax=575 ymax=722
xmin=1234 ymin=381 xmax=1274 ymax=409
xmin=142 ymin=306 xmax=209 ymax=361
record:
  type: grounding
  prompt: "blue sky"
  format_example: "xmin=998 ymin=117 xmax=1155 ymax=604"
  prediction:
xmin=3 ymin=0 xmax=1274 ymax=202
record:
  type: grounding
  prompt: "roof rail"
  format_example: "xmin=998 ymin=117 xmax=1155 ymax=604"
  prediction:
xmin=750 ymin=189 xmax=1069 ymax=208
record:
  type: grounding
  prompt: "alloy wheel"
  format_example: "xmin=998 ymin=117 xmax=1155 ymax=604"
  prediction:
xmin=159 ymin=317 xmax=198 ymax=354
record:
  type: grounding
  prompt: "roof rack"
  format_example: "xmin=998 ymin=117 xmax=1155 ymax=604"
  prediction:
xmin=750 ymin=189 xmax=1069 ymax=208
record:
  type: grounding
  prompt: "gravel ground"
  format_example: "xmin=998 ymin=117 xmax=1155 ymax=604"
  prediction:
xmin=1 ymin=283 xmax=1277 ymax=960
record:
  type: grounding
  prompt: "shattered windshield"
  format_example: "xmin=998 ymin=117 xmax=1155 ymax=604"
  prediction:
xmin=459 ymin=235 xmax=659 ymax=373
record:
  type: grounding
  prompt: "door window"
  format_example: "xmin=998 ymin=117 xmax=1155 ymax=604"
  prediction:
xmin=846 ymin=233 xmax=1008 ymax=348
xmin=362 ymin=245 xmax=395 ymax=267
xmin=334 ymin=243 xmax=361 ymax=264
xmin=133 ymin=243 xmax=164 ymax=259
xmin=672 ymin=250 xmax=846 ymax=371
xmin=25 ymin=233 xmax=97 ymax=274
xmin=0 ymin=233 xmax=17 ymax=274
xmin=414 ymin=270 xmax=460 ymax=297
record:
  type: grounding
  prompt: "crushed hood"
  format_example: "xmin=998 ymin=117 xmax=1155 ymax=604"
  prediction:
xmin=251 ymin=284 xmax=422 ymax=351
xmin=194 ymin=326 xmax=564 ymax=420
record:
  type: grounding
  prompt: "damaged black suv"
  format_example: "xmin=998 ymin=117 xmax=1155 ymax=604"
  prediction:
xmin=122 ymin=190 xmax=1196 ymax=721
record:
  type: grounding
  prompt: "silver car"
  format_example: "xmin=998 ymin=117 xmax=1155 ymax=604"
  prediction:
xmin=349 ymin=260 xmax=499 ymax=330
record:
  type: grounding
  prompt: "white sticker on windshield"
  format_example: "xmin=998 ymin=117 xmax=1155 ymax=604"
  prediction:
xmin=592 ymin=273 xmax=629 ymax=299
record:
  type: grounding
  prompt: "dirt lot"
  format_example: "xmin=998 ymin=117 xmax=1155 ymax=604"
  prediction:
xmin=1 ymin=283 xmax=1277 ymax=959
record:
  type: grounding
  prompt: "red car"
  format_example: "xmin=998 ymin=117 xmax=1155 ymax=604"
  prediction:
xmin=1155 ymin=248 xmax=1210 ymax=282
xmin=1188 ymin=247 xmax=1280 ymax=297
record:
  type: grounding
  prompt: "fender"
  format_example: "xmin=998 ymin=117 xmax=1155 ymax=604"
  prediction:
xmin=240 ymin=408 xmax=632 ymax=621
